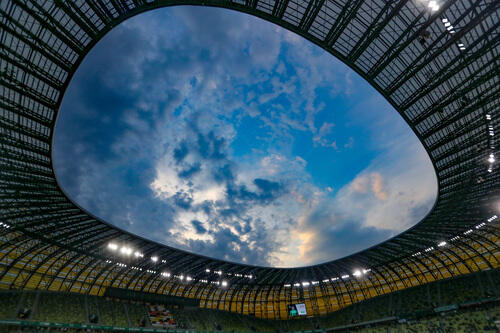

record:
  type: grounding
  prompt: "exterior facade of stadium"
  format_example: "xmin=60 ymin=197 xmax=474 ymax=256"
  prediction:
xmin=0 ymin=0 xmax=498 ymax=320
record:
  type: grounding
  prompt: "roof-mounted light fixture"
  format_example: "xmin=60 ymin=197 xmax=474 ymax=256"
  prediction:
xmin=428 ymin=0 xmax=439 ymax=11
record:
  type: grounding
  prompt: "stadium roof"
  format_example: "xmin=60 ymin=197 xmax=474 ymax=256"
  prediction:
xmin=0 ymin=0 xmax=498 ymax=319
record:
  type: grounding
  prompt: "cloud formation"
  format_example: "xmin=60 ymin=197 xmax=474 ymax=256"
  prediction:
xmin=54 ymin=6 xmax=436 ymax=267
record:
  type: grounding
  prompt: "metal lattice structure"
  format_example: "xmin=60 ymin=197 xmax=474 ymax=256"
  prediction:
xmin=0 ymin=0 xmax=499 ymax=320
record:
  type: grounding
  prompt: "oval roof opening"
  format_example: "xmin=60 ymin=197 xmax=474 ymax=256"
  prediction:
xmin=54 ymin=6 xmax=437 ymax=268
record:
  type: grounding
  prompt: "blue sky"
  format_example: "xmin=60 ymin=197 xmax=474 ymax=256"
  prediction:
xmin=54 ymin=6 xmax=437 ymax=267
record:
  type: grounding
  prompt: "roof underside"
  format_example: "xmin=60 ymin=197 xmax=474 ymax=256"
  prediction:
xmin=0 ymin=0 xmax=499 ymax=318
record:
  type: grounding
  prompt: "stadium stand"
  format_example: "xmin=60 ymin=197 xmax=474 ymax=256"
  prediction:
xmin=147 ymin=303 xmax=176 ymax=327
xmin=0 ymin=299 xmax=499 ymax=332
xmin=168 ymin=308 xmax=192 ymax=329
xmin=87 ymin=296 xmax=101 ymax=324
xmin=354 ymin=304 xmax=500 ymax=332
xmin=126 ymin=302 xmax=148 ymax=327
xmin=0 ymin=268 xmax=498 ymax=332
xmin=37 ymin=293 xmax=85 ymax=324
xmin=98 ymin=298 xmax=129 ymax=327
xmin=0 ymin=291 xmax=21 ymax=320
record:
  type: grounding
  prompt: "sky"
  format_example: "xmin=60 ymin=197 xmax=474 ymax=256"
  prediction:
xmin=54 ymin=6 xmax=437 ymax=268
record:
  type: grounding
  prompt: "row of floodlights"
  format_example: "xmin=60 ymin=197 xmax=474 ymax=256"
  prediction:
xmin=283 ymin=269 xmax=372 ymax=288
xmin=411 ymin=215 xmax=498 ymax=257
xmin=104 ymin=258 xmax=230 ymax=287
xmin=441 ymin=15 xmax=471 ymax=53
xmin=206 ymin=268 xmax=222 ymax=275
xmin=441 ymin=18 xmax=456 ymax=35
xmin=107 ymin=243 xmax=144 ymax=258
xmin=105 ymin=215 xmax=498 ymax=288
xmin=161 ymin=274 xmax=227 ymax=287
xmin=486 ymin=114 xmax=495 ymax=173
xmin=106 ymin=243 xmax=250 ymax=286
xmin=418 ymin=2 xmax=469 ymax=52
xmin=0 ymin=222 xmax=11 ymax=229
xmin=205 ymin=268 xmax=253 ymax=279
xmin=441 ymin=15 xmax=471 ymax=54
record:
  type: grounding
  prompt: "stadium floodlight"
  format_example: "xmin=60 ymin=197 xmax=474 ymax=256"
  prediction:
xmin=437 ymin=241 xmax=447 ymax=247
xmin=284 ymin=284 xmax=291 ymax=287
xmin=205 ymin=268 xmax=210 ymax=273
xmin=293 ymin=283 xmax=301 ymax=287
xmin=302 ymin=282 xmax=310 ymax=287
xmin=362 ymin=269 xmax=371 ymax=274
xmin=120 ymin=246 xmax=132 ymax=255
xmin=353 ymin=270 xmax=362 ymax=277
xmin=442 ymin=18 xmax=448 ymax=23
xmin=341 ymin=275 xmax=349 ymax=279
xmin=179 ymin=275 xmax=185 ymax=280
xmin=428 ymin=1 xmax=439 ymax=11
xmin=186 ymin=276 xmax=192 ymax=281
xmin=216 ymin=270 xmax=222 ymax=275
xmin=134 ymin=251 xmax=143 ymax=258
xmin=108 ymin=243 xmax=118 ymax=251
xmin=161 ymin=272 xmax=170 ymax=277
xmin=151 ymin=256 xmax=158 ymax=262
xmin=221 ymin=280 xmax=228 ymax=287
xmin=488 ymin=154 xmax=495 ymax=163
xmin=486 ymin=114 xmax=491 ymax=120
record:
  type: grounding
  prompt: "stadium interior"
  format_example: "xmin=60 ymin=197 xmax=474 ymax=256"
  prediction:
xmin=0 ymin=268 xmax=499 ymax=332
xmin=0 ymin=0 xmax=498 ymax=332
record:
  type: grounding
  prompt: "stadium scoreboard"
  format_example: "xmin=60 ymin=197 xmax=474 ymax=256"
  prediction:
xmin=287 ymin=304 xmax=307 ymax=317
